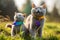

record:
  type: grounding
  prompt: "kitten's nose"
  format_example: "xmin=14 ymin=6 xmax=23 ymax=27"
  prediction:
xmin=37 ymin=10 xmax=40 ymax=13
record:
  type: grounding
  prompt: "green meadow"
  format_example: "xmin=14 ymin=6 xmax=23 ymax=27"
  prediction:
xmin=0 ymin=22 xmax=60 ymax=40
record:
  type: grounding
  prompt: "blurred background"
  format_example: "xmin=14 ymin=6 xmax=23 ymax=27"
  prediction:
xmin=0 ymin=0 xmax=60 ymax=40
xmin=0 ymin=0 xmax=60 ymax=22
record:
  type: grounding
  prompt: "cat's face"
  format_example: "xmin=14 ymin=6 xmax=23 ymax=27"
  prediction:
xmin=31 ymin=7 xmax=44 ymax=17
xmin=14 ymin=12 xmax=24 ymax=21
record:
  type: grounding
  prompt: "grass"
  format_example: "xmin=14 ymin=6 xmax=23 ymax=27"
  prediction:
xmin=0 ymin=21 xmax=60 ymax=40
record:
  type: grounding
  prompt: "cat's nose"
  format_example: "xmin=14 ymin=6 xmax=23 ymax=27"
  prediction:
xmin=37 ymin=10 xmax=40 ymax=13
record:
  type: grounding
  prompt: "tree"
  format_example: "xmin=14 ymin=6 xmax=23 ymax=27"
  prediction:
xmin=0 ymin=0 xmax=18 ymax=20
xmin=22 ymin=0 xmax=32 ymax=16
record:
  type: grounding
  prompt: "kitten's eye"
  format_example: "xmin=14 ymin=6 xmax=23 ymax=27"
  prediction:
xmin=19 ymin=15 xmax=21 ymax=16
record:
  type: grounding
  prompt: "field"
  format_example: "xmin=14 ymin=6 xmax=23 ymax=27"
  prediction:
xmin=0 ymin=21 xmax=60 ymax=40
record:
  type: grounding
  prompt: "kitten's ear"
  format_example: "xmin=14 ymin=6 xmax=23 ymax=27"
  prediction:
xmin=22 ymin=13 xmax=26 ymax=17
xmin=32 ymin=3 xmax=36 ymax=8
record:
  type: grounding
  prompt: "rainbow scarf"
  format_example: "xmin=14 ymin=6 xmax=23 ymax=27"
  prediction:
xmin=13 ymin=21 xmax=23 ymax=26
xmin=35 ymin=20 xmax=41 ymax=27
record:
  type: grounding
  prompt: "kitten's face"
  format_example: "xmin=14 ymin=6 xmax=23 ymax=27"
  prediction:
xmin=31 ymin=7 xmax=44 ymax=17
xmin=14 ymin=13 xmax=24 ymax=21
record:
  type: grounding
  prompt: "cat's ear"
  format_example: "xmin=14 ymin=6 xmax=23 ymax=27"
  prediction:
xmin=42 ymin=3 xmax=46 ymax=9
xmin=32 ymin=3 xmax=36 ymax=8
xmin=40 ymin=1 xmax=46 ymax=9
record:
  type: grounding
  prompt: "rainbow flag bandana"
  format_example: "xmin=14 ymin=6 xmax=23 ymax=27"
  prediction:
xmin=13 ymin=21 xmax=23 ymax=26
xmin=35 ymin=20 xmax=41 ymax=27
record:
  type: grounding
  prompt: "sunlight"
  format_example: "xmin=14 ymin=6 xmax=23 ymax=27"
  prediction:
xmin=14 ymin=0 xmax=27 ymax=11
xmin=45 ymin=0 xmax=56 ymax=13
xmin=31 ymin=0 xmax=41 ymax=7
